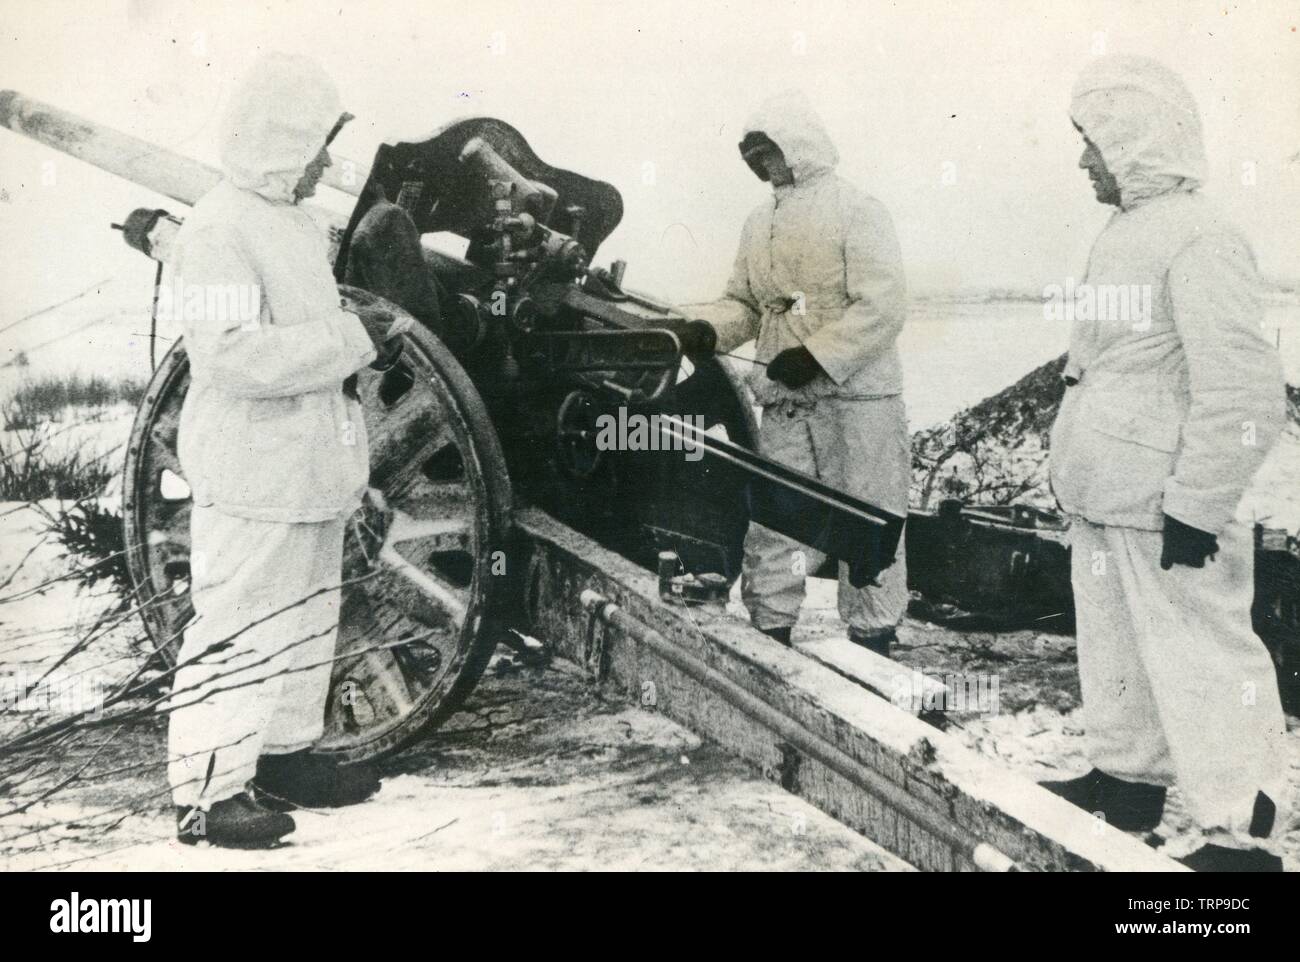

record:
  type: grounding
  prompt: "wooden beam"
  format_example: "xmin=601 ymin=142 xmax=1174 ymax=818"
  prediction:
xmin=795 ymin=636 xmax=952 ymax=715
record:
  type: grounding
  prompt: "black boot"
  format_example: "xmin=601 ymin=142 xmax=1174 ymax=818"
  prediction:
xmin=176 ymin=792 xmax=295 ymax=849
xmin=1040 ymin=768 xmax=1166 ymax=832
xmin=759 ymin=625 xmax=793 ymax=646
xmin=849 ymin=626 xmax=895 ymax=658
xmin=1179 ymin=843 xmax=1283 ymax=872
xmin=254 ymin=750 xmax=381 ymax=810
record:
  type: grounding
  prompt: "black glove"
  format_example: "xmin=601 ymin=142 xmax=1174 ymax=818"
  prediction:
xmin=1160 ymin=514 xmax=1219 ymax=570
xmin=664 ymin=318 xmax=717 ymax=357
xmin=766 ymin=346 xmax=823 ymax=389
xmin=370 ymin=337 xmax=404 ymax=371
xmin=343 ymin=337 xmax=404 ymax=400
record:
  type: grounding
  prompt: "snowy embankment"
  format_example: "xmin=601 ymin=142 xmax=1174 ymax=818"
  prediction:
xmin=911 ymin=354 xmax=1300 ymax=534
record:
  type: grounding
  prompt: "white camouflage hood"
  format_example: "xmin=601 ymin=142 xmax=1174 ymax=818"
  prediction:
xmin=743 ymin=90 xmax=840 ymax=185
xmin=1070 ymin=55 xmax=1208 ymax=209
xmin=219 ymin=52 xmax=342 ymax=204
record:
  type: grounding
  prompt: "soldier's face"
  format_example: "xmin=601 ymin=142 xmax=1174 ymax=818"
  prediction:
xmin=294 ymin=146 xmax=332 ymax=202
xmin=755 ymin=146 xmax=794 ymax=187
xmin=1078 ymin=135 xmax=1120 ymax=207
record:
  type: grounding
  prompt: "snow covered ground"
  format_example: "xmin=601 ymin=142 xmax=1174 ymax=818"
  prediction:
xmin=1 ymin=663 xmax=908 ymax=871
xmin=0 ymin=500 xmax=907 ymax=871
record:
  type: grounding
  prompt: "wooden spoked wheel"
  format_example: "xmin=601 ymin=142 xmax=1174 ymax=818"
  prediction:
xmin=122 ymin=286 xmax=512 ymax=762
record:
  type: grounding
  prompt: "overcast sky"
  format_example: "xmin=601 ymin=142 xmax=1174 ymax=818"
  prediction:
xmin=3 ymin=0 xmax=1298 ymax=303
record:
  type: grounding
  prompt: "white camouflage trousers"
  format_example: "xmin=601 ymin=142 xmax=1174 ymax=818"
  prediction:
xmin=1070 ymin=517 xmax=1290 ymax=852
xmin=742 ymin=395 xmax=910 ymax=636
xmin=168 ymin=504 xmax=345 ymax=809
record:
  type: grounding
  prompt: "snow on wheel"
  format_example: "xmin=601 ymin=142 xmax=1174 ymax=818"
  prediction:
xmin=122 ymin=286 xmax=513 ymax=762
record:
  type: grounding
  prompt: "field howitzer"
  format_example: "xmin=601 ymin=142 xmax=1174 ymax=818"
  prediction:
xmin=1 ymin=91 xmax=905 ymax=761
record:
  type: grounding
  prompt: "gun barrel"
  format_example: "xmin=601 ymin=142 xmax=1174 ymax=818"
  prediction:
xmin=0 ymin=89 xmax=365 ymax=205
